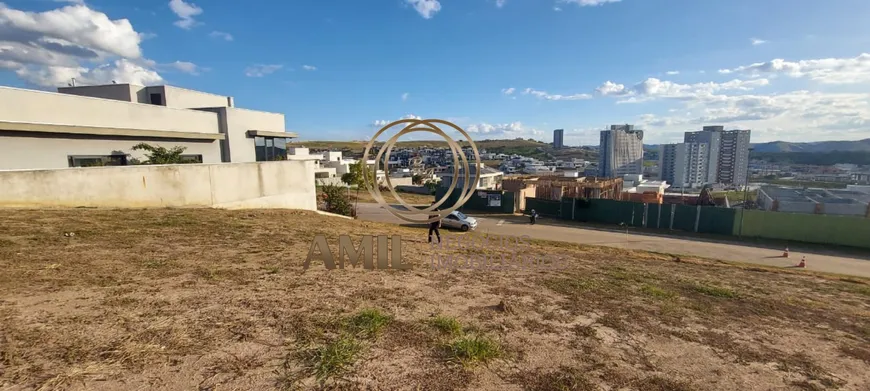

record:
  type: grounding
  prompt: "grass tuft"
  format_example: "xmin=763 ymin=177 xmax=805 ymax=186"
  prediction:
xmin=346 ymin=308 xmax=392 ymax=338
xmin=430 ymin=316 xmax=462 ymax=337
xmin=309 ymin=335 xmax=362 ymax=383
xmin=641 ymin=284 xmax=678 ymax=300
xmin=446 ymin=334 xmax=501 ymax=367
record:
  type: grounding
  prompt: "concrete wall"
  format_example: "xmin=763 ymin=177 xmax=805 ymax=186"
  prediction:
xmin=0 ymin=160 xmax=316 ymax=211
xmin=0 ymin=135 xmax=221 ymax=170
xmin=163 ymin=86 xmax=232 ymax=109
xmin=225 ymin=107 xmax=287 ymax=163
xmin=0 ymin=87 xmax=219 ymax=135
xmin=57 ymin=84 xmax=138 ymax=102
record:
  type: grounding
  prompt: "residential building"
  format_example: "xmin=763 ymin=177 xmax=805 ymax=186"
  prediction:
xmin=438 ymin=164 xmax=504 ymax=190
xmin=658 ymin=142 xmax=710 ymax=188
xmin=684 ymin=125 xmax=751 ymax=186
xmin=553 ymin=129 xmax=565 ymax=149
xmin=598 ymin=124 xmax=644 ymax=177
xmin=0 ymin=84 xmax=295 ymax=170
xmin=718 ymin=128 xmax=752 ymax=185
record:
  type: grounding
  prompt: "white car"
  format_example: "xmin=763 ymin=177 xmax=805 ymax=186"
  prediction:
xmin=440 ymin=211 xmax=478 ymax=232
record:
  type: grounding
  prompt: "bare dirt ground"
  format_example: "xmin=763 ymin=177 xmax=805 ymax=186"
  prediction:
xmin=1 ymin=208 xmax=869 ymax=391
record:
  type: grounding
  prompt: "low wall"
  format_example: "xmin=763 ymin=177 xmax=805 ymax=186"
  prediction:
xmin=0 ymin=160 xmax=316 ymax=210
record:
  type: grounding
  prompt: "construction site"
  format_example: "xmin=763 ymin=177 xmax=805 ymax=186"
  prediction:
xmin=502 ymin=175 xmax=624 ymax=212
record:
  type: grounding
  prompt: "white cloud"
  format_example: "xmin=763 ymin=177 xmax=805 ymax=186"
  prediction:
xmin=302 ymin=64 xmax=317 ymax=71
xmin=553 ymin=6 xmax=562 ymax=11
xmin=559 ymin=0 xmax=621 ymax=7
xmin=594 ymin=81 xmax=628 ymax=96
xmin=751 ymin=38 xmax=768 ymax=46
xmin=169 ymin=0 xmax=202 ymax=29
xmin=665 ymin=70 xmax=680 ymax=75
xmin=717 ymin=53 xmax=870 ymax=84
xmin=401 ymin=92 xmax=409 ymax=101
xmin=167 ymin=60 xmax=202 ymax=75
xmin=0 ymin=2 xmax=164 ymax=87
xmin=501 ymin=87 xmax=515 ymax=95
xmin=16 ymin=58 xmax=162 ymax=87
xmin=406 ymin=0 xmax=441 ymax=19
xmin=522 ymin=87 xmax=591 ymax=101
xmin=466 ymin=121 xmax=543 ymax=138
xmin=244 ymin=64 xmax=282 ymax=77
xmin=209 ymin=31 xmax=233 ymax=41
xmin=496 ymin=0 xmax=507 ymax=8
xmin=372 ymin=114 xmax=423 ymax=127
xmin=593 ymin=77 xmax=770 ymax=102
xmin=54 ymin=0 xmax=85 ymax=4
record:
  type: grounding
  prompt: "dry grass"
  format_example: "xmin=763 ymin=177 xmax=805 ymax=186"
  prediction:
xmin=0 ymin=208 xmax=869 ymax=390
xmin=317 ymin=187 xmax=435 ymax=206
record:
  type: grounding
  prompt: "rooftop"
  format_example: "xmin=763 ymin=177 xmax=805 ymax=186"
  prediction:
xmin=760 ymin=185 xmax=870 ymax=205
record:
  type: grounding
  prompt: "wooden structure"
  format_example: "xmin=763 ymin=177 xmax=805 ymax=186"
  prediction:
xmin=503 ymin=175 xmax=623 ymax=202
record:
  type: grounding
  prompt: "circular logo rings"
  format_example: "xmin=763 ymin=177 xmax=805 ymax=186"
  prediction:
xmin=361 ymin=119 xmax=481 ymax=224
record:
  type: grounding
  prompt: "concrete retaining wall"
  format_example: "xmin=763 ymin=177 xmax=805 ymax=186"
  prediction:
xmin=0 ymin=160 xmax=316 ymax=210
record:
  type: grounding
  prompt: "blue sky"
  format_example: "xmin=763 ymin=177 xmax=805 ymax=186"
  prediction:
xmin=2 ymin=0 xmax=870 ymax=145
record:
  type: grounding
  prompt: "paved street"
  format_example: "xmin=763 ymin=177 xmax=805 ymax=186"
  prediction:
xmin=356 ymin=203 xmax=870 ymax=278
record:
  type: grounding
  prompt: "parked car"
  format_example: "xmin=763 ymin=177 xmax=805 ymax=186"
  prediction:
xmin=440 ymin=211 xmax=478 ymax=232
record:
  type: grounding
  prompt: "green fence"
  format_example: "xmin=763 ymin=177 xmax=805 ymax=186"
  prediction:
xmin=525 ymin=198 xmax=561 ymax=217
xmin=438 ymin=189 xmax=870 ymax=249
xmin=739 ymin=210 xmax=870 ymax=248
xmin=435 ymin=188 xmax=514 ymax=214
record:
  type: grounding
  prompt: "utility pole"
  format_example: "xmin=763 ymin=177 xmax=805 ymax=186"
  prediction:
xmin=738 ymin=147 xmax=754 ymax=237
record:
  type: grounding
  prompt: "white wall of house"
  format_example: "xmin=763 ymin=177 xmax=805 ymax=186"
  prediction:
xmin=0 ymin=137 xmax=221 ymax=170
xmin=0 ymin=160 xmax=316 ymax=210
xmin=225 ymin=107 xmax=287 ymax=163
xmin=0 ymin=86 xmax=219 ymax=135
xmin=162 ymin=86 xmax=233 ymax=109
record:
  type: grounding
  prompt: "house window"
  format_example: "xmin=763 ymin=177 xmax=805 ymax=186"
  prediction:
xmin=254 ymin=136 xmax=289 ymax=161
xmin=179 ymin=155 xmax=204 ymax=163
xmin=68 ymin=155 xmax=128 ymax=167
xmin=149 ymin=93 xmax=163 ymax=105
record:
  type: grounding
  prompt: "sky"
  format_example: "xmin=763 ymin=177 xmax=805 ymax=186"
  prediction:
xmin=2 ymin=0 xmax=870 ymax=146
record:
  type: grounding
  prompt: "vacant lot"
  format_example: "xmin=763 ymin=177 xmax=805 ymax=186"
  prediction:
xmin=1 ymin=209 xmax=869 ymax=390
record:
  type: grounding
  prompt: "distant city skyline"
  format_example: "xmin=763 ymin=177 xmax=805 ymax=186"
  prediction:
xmin=2 ymin=1 xmax=870 ymax=144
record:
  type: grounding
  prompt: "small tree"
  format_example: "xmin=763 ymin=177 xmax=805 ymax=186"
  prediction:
xmin=423 ymin=179 xmax=439 ymax=195
xmin=341 ymin=160 xmax=376 ymax=188
xmin=131 ymin=143 xmax=189 ymax=165
xmin=412 ymin=174 xmax=423 ymax=185
xmin=319 ymin=182 xmax=356 ymax=217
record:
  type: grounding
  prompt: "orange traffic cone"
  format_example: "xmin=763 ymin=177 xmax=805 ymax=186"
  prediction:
xmin=797 ymin=256 xmax=806 ymax=268
xmin=782 ymin=247 xmax=789 ymax=258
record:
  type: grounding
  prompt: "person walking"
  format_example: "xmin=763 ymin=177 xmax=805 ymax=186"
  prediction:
xmin=428 ymin=207 xmax=442 ymax=243
xmin=529 ymin=209 xmax=538 ymax=225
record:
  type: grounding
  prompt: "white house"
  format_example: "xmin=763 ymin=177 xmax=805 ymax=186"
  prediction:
xmin=0 ymin=84 xmax=297 ymax=170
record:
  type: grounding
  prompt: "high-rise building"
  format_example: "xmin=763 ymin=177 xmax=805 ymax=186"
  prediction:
xmin=718 ymin=129 xmax=752 ymax=185
xmin=599 ymin=124 xmax=644 ymax=177
xmin=684 ymin=126 xmax=751 ymax=185
xmin=553 ymin=129 xmax=565 ymax=149
xmin=684 ymin=127 xmax=720 ymax=184
xmin=659 ymin=143 xmax=710 ymax=188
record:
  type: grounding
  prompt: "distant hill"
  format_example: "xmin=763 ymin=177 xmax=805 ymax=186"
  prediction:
xmin=751 ymin=139 xmax=870 ymax=153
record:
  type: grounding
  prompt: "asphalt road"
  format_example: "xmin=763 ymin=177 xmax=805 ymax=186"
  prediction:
xmin=356 ymin=203 xmax=870 ymax=278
